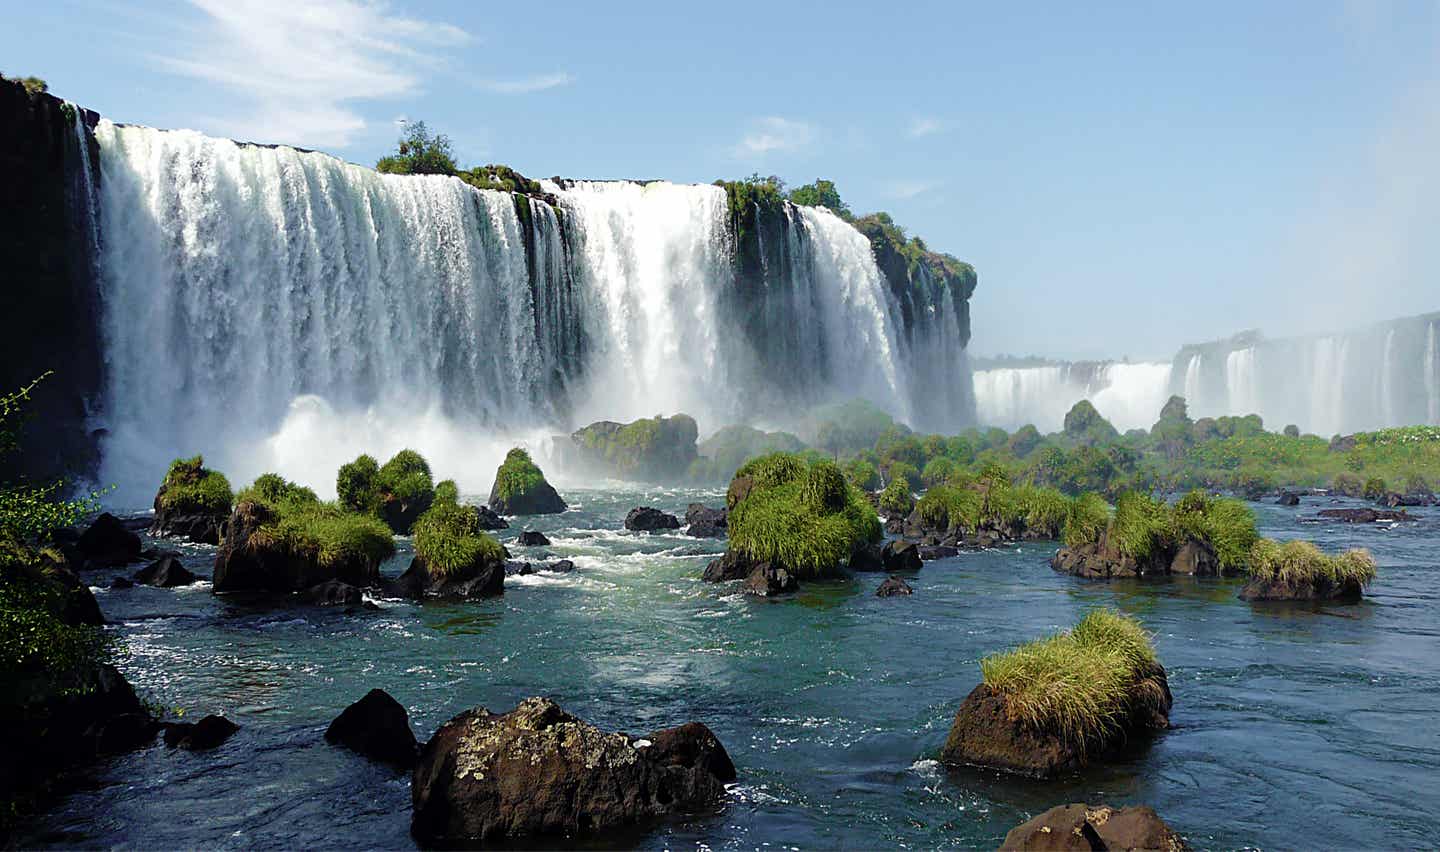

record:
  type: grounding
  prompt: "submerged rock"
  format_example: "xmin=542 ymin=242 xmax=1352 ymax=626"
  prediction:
xmin=1238 ymin=575 xmax=1364 ymax=603
xmin=919 ymin=545 xmax=960 ymax=561
xmin=517 ymin=530 xmax=551 ymax=547
xmin=1316 ymin=508 xmax=1412 ymax=523
xmin=326 ymin=689 xmax=418 ymax=769
xmin=305 ymin=579 xmax=364 ymax=607
xmin=744 ymin=563 xmax=798 ymax=597
xmin=387 ymin=555 xmax=504 ymax=601
xmin=1276 ymin=491 xmax=1301 ymax=507
xmin=163 ymin=715 xmax=239 ymax=750
xmin=1000 ymin=803 xmax=1187 ymax=851
xmin=77 ymin=513 xmax=142 ymax=567
xmin=684 ymin=503 xmax=727 ymax=538
xmin=135 ymin=554 xmax=197 ymax=588
xmin=411 ymin=697 xmax=734 ymax=845
xmin=875 ymin=576 xmax=913 ymax=597
xmin=625 ymin=506 xmax=680 ymax=532
xmin=940 ymin=662 xmax=1172 ymax=778
xmin=544 ymin=559 xmax=576 ymax=573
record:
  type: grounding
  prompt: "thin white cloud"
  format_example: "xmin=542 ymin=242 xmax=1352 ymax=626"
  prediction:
xmin=886 ymin=179 xmax=940 ymax=199
xmin=908 ymin=116 xmax=944 ymax=138
xmin=733 ymin=116 xmax=814 ymax=157
xmin=475 ymin=72 xmax=573 ymax=95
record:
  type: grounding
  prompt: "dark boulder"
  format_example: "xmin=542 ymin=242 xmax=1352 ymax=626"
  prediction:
xmin=213 ymin=501 xmax=383 ymax=594
xmin=1167 ymin=540 xmax=1219 ymax=576
xmin=1052 ymin=533 xmax=1222 ymax=579
xmin=919 ymin=545 xmax=960 ymax=561
xmin=326 ymin=689 xmax=418 ymax=769
xmin=744 ymin=563 xmax=798 ymax=597
xmin=940 ymin=663 xmax=1172 ymax=778
xmin=386 ymin=555 xmax=504 ymax=601
xmin=135 ymin=554 xmax=198 ymax=588
xmin=380 ymin=492 xmax=434 ymax=536
xmin=517 ymin=530 xmax=551 ymax=547
xmin=625 ymin=506 xmax=681 ymax=532
xmin=1239 ymin=575 xmax=1364 ymax=603
xmin=163 ymin=715 xmax=239 ymax=750
xmin=109 ymin=576 xmax=135 ymax=590
xmin=1276 ymin=491 xmax=1301 ymax=507
xmin=475 ymin=505 xmax=509 ymax=531
xmin=702 ymin=550 xmax=755 ymax=582
xmin=684 ymin=503 xmax=727 ymax=538
xmin=883 ymin=516 xmax=905 ymax=535
xmin=1316 ymin=508 xmax=1412 ymax=523
xmin=1000 ymin=803 xmax=1187 ymax=851
xmin=305 ymin=579 xmax=364 ymax=607
xmin=1382 ymin=492 xmax=1433 ymax=508
xmin=849 ymin=542 xmax=884 ymax=572
xmin=543 ymin=559 xmax=575 ymax=573
xmin=77 ymin=513 xmax=142 ymax=567
xmin=505 ymin=560 xmax=534 ymax=576
xmin=411 ymin=697 xmax=733 ymax=846
xmin=150 ymin=512 xmax=222 ymax=545
xmin=875 ymin=576 xmax=913 ymax=597
xmin=881 ymin=539 xmax=923 ymax=572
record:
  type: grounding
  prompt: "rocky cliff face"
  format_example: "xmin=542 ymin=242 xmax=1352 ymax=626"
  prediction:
xmin=0 ymin=77 xmax=102 ymax=486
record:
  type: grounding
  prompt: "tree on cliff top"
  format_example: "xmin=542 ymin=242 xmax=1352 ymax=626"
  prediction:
xmin=788 ymin=179 xmax=852 ymax=221
xmin=376 ymin=121 xmax=458 ymax=176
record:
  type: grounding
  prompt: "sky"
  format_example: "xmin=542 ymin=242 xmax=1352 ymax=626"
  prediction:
xmin=5 ymin=0 xmax=1439 ymax=361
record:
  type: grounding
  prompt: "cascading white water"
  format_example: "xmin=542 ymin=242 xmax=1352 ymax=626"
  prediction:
xmin=1308 ymin=336 xmax=1349 ymax=437
xmin=1224 ymin=348 xmax=1258 ymax=417
xmin=972 ymin=362 xmax=1171 ymax=433
xmin=1428 ymin=323 xmax=1439 ymax=425
xmin=90 ymin=123 xmax=967 ymax=501
xmin=1379 ymin=328 xmax=1396 ymax=426
xmin=1182 ymin=354 xmax=1202 ymax=410
xmin=1089 ymin=363 xmax=1173 ymax=432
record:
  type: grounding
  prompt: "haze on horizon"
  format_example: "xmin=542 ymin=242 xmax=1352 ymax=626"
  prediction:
xmin=5 ymin=0 xmax=1438 ymax=362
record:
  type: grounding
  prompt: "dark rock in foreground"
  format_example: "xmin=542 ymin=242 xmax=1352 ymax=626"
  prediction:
xmin=703 ymin=550 xmax=754 ymax=582
xmin=150 ymin=511 xmax=222 ymax=545
xmin=164 ymin=715 xmax=239 ymax=750
xmin=214 ymin=501 xmax=382 ymax=594
xmin=77 ymin=513 xmax=142 ymax=567
xmin=1000 ymin=803 xmax=1187 ymax=851
xmin=849 ymin=542 xmax=884 ymax=572
xmin=517 ymin=530 xmax=551 ymax=546
xmin=1238 ymin=575 xmax=1364 ymax=603
xmin=919 ymin=545 xmax=960 ymax=561
xmin=326 ymin=689 xmax=417 ymax=769
xmin=875 ymin=576 xmax=913 ymax=597
xmin=625 ymin=506 xmax=680 ymax=532
xmin=306 ymin=579 xmax=364 ymax=606
xmin=475 ymin=505 xmax=509 ymax=531
xmin=684 ymin=503 xmax=727 ymax=538
xmin=135 ymin=554 xmax=197 ymax=587
xmin=387 ymin=555 xmax=504 ymax=601
xmin=1276 ymin=491 xmax=1300 ymax=506
xmin=744 ymin=562 xmax=798 ymax=596
xmin=1317 ymin=507 xmax=1413 ymax=523
xmin=411 ymin=697 xmax=734 ymax=846
xmin=941 ymin=663 xmax=1172 ymax=778
xmin=1052 ymin=535 xmax=1220 ymax=579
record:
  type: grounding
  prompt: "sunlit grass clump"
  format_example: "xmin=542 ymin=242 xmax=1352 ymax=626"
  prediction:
xmin=980 ymin=608 xmax=1165 ymax=750
xmin=728 ymin=453 xmax=881 ymax=578
xmin=239 ymin=474 xmax=394 ymax=571
xmin=917 ymin=480 xmax=1090 ymax=541
xmin=1171 ymin=490 xmax=1258 ymax=572
xmin=1062 ymin=492 xmax=1111 ymax=547
xmin=412 ymin=501 xmax=505 ymax=578
xmin=1246 ymin=538 xmax=1377 ymax=587
xmin=1064 ymin=489 xmax=1257 ymax=573
xmin=493 ymin=448 xmax=548 ymax=501
xmin=156 ymin=455 xmax=233 ymax=516
xmin=877 ymin=476 xmax=914 ymax=514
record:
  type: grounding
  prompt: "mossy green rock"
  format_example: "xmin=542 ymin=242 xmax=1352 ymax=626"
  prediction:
xmin=488 ymin=449 xmax=567 ymax=515
xmin=567 ymin=415 xmax=699 ymax=483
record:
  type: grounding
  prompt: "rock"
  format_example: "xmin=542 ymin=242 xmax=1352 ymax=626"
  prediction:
xmin=1000 ymin=803 xmax=1187 ymax=851
xmin=163 ymin=715 xmax=239 ymax=750
xmin=475 ymin=505 xmax=509 ymax=531
xmin=380 ymin=492 xmax=434 ymax=536
xmin=214 ymin=501 xmax=382 ymax=594
xmin=919 ymin=545 xmax=960 ymax=561
xmin=1167 ymin=540 xmax=1219 ymax=576
xmin=881 ymin=539 xmax=923 ymax=572
xmin=488 ymin=449 xmax=568 ymax=515
xmin=1276 ymin=491 xmax=1300 ymax=506
xmin=875 ymin=576 xmax=913 ymax=597
xmin=566 ymin=415 xmax=701 ymax=482
xmin=625 ymin=506 xmax=681 ymax=532
xmin=1316 ymin=508 xmax=1412 ymax=523
xmin=77 ymin=513 xmax=142 ymax=567
xmin=684 ymin=503 xmax=727 ymax=538
xmin=702 ymin=550 xmax=755 ymax=582
xmin=505 ymin=560 xmax=534 ymax=576
xmin=940 ymin=664 xmax=1172 ymax=778
xmin=305 ymin=579 xmax=363 ymax=606
xmin=517 ymin=530 xmax=551 ymax=547
xmin=849 ymin=542 xmax=884 ymax=572
xmin=386 ymin=555 xmax=504 ymax=601
xmin=150 ymin=512 xmax=222 ymax=545
xmin=883 ymin=515 xmax=905 ymax=535
xmin=543 ymin=559 xmax=575 ymax=573
xmin=1382 ymin=492 xmax=1433 ymax=508
xmin=109 ymin=576 xmax=135 ymax=590
xmin=325 ymin=689 xmax=418 ymax=769
xmin=135 ymin=554 xmax=198 ymax=587
xmin=1239 ymin=575 xmax=1364 ymax=603
xmin=410 ymin=697 xmax=733 ymax=845
xmin=744 ymin=563 xmax=798 ymax=596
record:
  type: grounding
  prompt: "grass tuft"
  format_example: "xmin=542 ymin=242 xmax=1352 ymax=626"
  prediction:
xmin=1062 ymin=492 xmax=1111 ymax=548
xmin=1247 ymin=538 xmax=1377 ymax=587
xmin=980 ymin=608 xmax=1160 ymax=750
xmin=494 ymin=448 xmax=548 ymax=501
xmin=157 ymin=455 xmax=233 ymax=516
xmin=412 ymin=501 xmax=505 ymax=578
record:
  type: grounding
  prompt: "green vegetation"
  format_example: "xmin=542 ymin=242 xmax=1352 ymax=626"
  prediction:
xmin=841 ymin=458 xmax=880 ymax=491
xmin=1063 ymin=488 xmax=1258 ymax=573
xmin=727 ymin=453 xmax=881 ymax=577
xmin=335 ymin=449 xmax=435 ymax=526
xmin=337 ymin=454 xmax=380 ymax=514
xmin=378 ymin=449 xmax=433 ymax=503
xmin=239 ymin=474 xmax=393 ymax=571
xmin=375 ymin=120 xmax=549 ymax=199
xmin=4 ymin=74 xmax=48 ymax=95
xmin=787 ymin=179 xmax=852 ymax=220
xmin=980 ymin=609 xmax=1165 ymax=750
xmin=493 ymin=448 xmax=547 ymax=502
xmin=1064 ymin=400 xmax=1120 ymax=445
xmin=156 ymin=456 xmax=233 ymax=516
xmin=878 ymin=476 xmax=914 ymax=515
xmin=693 ymin=424 xmax=807 ymax=484
xmin=1171 ymin=490 xmax=1259 ymax=572
xmin=572 ymin=414 xmax=699 ymax=481
xmin=1246 ymin=538 xmax=1377 ymax=588
xmin=412 ymin=501 xmax=505 ymax=578
xmin=1063 ymin=493 xmax=1111 ymax=547
xmin=433 ymin=479 xmax=460 ymax=506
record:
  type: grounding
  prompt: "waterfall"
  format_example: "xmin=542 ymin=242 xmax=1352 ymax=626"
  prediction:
xmin=1308 ymin=336 xmax=1348 ymax=436
xmin=1225 ymin=348 xmax=1258 ymax=416
xmin=1182 ymin=354 xmax=1202 ymax=410
xmin=1379 ymin=328 xmax=1396 ymax=427
xmin=88 ymin=123 xmax=971 ymax=501
xmin=972 ymin=362 xmax=1170 ymax=433
xmin=1428 ymin=322 xmax=1439 ymax=425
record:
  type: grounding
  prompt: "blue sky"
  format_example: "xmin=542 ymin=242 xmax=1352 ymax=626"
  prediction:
xmin=6 ymin=0 xmax=1438 ymax=360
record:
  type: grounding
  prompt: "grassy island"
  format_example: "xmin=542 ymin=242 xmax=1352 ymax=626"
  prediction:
xmin=155 ymin=455 xmax=232 ymax=517
xmin=236 ymin=474 xmax=394 ymax=574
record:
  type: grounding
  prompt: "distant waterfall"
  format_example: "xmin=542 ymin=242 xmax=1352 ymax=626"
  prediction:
xmin=89 ymin=122 xmax=970 ymax=499
xmin=1182 ymin=354 xmax=1202 ymax=406
xmin=1225 ymin=348 xmax=1259 ymax=417
xmin=972 ymin=362 xmax=1171 ymax=433
xmin=1379 ymin=328 xmax=1396 ymax=426
xmin=1428 ymin=322 xmax=1439 ymax=425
